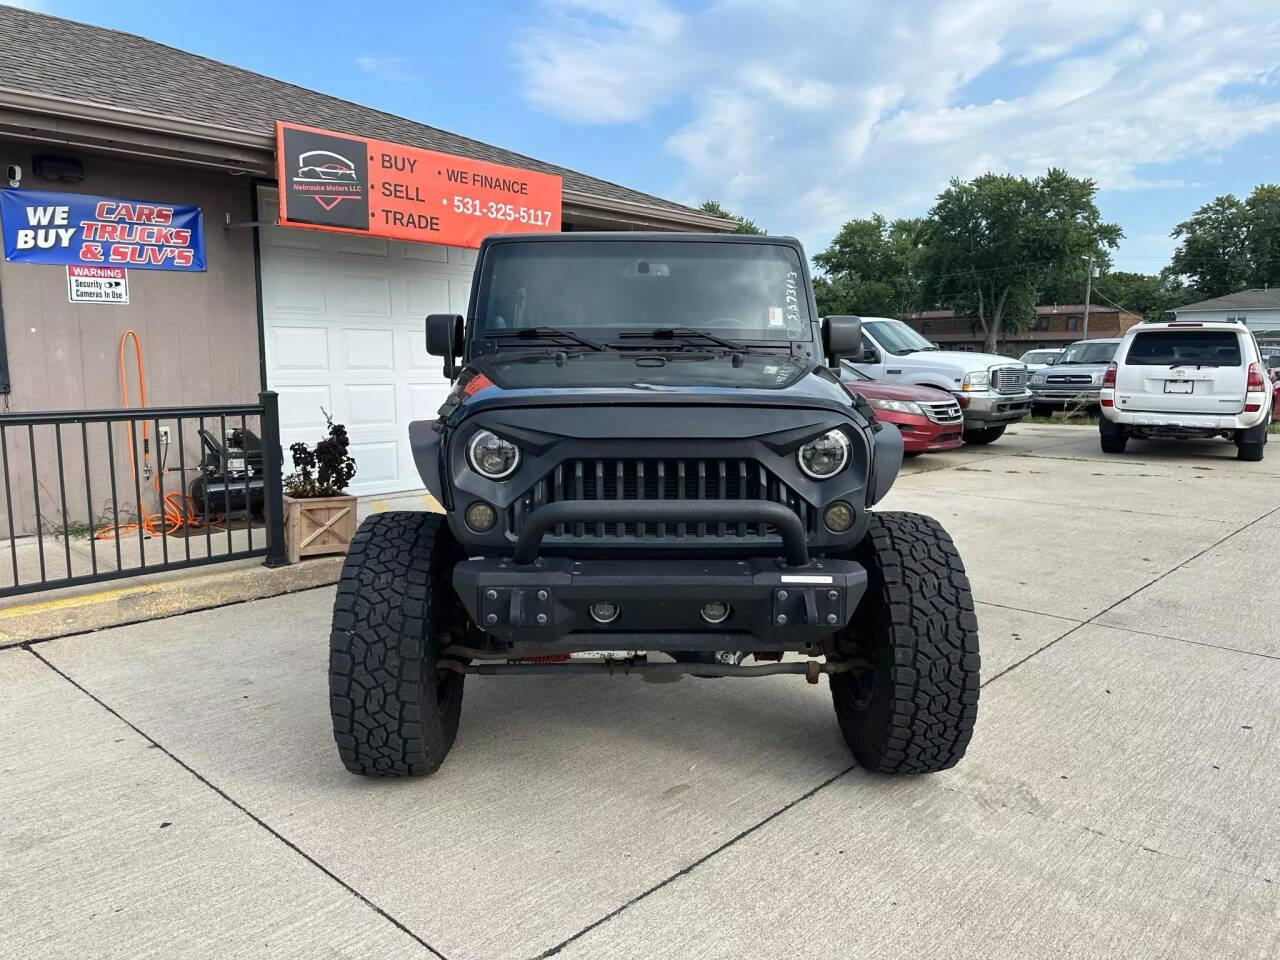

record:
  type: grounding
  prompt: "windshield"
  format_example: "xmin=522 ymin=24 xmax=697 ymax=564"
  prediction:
xmin=1057 ymin=341 xmax=1119 ymax=364
xmin=1125 ymin=330 xmax=1242 ymax=367
xmin=864 ymin=320 xmax=937 ymax=355
xmin=475 ymin=240 xmax=812 ymax=343
xmin=1021 ymin=350 xmax=1058 ymax=364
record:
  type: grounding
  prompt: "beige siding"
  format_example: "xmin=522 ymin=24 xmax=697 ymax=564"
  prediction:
xmin=0 ymin=143 xmax=261 ymax=536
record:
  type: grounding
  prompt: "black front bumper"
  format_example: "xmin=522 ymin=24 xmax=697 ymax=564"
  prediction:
xmin=453 ymin=555 xmax=867 ymax=650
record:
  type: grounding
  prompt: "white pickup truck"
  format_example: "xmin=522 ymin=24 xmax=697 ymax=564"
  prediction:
xmin=841 ymin=317 xmax=1032 ymax=444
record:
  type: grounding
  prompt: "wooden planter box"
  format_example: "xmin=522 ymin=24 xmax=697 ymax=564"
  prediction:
xmin=283 ymin=494 xmax=357 ymax=563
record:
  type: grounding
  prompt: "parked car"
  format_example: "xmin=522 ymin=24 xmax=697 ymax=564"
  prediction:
xmin=839 ymin=364 xmax=964 ymax=455
xmin=1027 ymin=338 xmax=1122 ymax=415
xmin=1018 ymin=348 xmax=1062 ymax=372
xmin=1098 ymin=321 xmax=1272 ymax=461
xmin=328 ymin=233 xmax=980 ymax=779
xmin=843 ymin=317 xmax=1031 ymax=444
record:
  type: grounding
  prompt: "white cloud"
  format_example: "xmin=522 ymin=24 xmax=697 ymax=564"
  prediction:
xmin=513 ymin=0 xmax=692 ymax=123
xmin=355 ymin=56 xmax=419 ymax=83
xmin=513 ymin=1 xmax=1280 ymax=255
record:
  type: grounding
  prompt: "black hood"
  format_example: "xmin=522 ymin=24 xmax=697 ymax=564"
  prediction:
xmin=474 ymin=350 xmax=810 ymax=392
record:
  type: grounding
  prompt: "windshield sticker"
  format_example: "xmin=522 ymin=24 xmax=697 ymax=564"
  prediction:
xmin=784 ymin=272 xmax=804 ymax=338
xmin=768 ymin=306 xmax=784 ymax=327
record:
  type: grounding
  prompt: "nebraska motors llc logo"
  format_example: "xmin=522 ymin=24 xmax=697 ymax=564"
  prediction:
xmin=280 ymin=125 xmax=369 ymax=230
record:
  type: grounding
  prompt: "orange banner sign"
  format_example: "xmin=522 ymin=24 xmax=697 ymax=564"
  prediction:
xmin=275 ymin=121 xmax=562 ymax=248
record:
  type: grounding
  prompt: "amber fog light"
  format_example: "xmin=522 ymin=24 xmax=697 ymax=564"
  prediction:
xmin=464 ymin=501 xmax=497 ymax=532
xmin=823 ymin=501 xmax=855 ymax=533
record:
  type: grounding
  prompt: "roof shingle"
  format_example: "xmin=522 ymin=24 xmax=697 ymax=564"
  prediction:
xmin=0 ymin=5 xmax=704 ymax=217
xmin=1174 ymin=288 xmax=1280 ymax=312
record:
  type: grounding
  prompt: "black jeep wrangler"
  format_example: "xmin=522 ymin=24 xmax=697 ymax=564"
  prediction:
xmin=329 ymin=233 xmax=979 ymax=777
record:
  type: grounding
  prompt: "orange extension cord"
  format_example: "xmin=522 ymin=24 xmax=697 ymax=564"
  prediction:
xmin=96 ymin=330 xmax=209 ymax=540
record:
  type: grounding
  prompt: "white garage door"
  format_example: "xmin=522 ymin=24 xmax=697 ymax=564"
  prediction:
xmin=258 ymin=190 xmax=472 ymax=497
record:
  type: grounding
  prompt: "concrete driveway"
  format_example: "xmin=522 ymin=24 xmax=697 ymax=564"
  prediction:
xmin=3 ymin=424 xmax=1277 ymax=959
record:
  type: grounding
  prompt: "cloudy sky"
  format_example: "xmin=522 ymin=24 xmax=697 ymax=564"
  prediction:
xmin=47 ymin=0 xmax=1280 ymax=273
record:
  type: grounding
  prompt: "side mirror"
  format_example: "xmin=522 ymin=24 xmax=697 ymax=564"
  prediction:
xmin=426 ymin=313 xmax=464 ymax=380
xmin=822 ymin=315 xmax=862 ymax=365
xmin=861 ymin=346 xmax=880 ymax=364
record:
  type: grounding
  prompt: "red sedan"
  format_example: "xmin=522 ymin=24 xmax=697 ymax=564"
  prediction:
xmin=841 ymin=366 xmax=965 ymax=454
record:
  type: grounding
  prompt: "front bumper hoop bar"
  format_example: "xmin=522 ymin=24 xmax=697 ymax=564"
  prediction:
xmin=511 ymin=499 xmax=811 ymax=566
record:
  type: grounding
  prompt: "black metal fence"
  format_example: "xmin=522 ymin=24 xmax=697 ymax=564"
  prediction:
xmin=0 ymin=391 xmax=287 ymax=598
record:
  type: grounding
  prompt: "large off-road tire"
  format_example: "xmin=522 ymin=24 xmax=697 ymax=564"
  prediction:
xmin=329 ymin=512 xmax=466 ymax=777
xmin=830 ymin=512 xmax=980 ymax=774
xmin=1099 ymin=415 xmax=1128 ymax=454
xmin=962 ymin=425 xmax=1005 ymax=445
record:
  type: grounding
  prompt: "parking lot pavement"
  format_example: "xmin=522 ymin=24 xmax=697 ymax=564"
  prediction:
xmin=5 ymin=424 xmax=1278 ymax=959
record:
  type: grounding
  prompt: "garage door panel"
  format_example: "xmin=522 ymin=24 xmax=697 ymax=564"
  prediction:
xmin=276 ymin=385 xmax=332 ymax=432
xmin=339 ymin=274 xmax=393 ymax=317
xmin=348 ymin=441 xmax=399 ymax=491
xmin=407 ymin=276 xmax=451 ymax=316
xmin=269 ymin=326 xmax=329 ymax=374
xmin=341 ymin=329 xmax=396 ymax=372
xmin=408 ymin=383 xmax=448 ymax=421
xmin=450 ymin=248 xmax=478 ymax=267
xmin=262 ymin=185 xmax=474 ymax=495
xmin=450 ymin=280 xmax=472 ymax=314
xmin=345 ymin=384 xmax=398 ymax=429
xmin=266 ymin=269 xmax=326 ymax=315
xmin=335 ymin=235 xmax=390 ymax=258
xmin=403 ymin=243 xmax=449 ymax=264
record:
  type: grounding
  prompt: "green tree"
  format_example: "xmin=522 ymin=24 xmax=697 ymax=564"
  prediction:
xmin=812 ymin=215 xmax=925 ymax=317
xmin=920 ymin=169 xmax=1121 ymax=353
xmin=698 ymin=199 xmax=764 ymax=235
xmin=1092 ymin=271 xmax=1194 ymax=322
xmin=1166 ymin=195 xmax=1250 ymax=297
xmin=1245 ymin=184 xmax=1280 ymax=289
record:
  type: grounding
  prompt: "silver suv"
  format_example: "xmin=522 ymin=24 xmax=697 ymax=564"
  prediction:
xmin=1028 ymin=338 xmax=1121 ymax=415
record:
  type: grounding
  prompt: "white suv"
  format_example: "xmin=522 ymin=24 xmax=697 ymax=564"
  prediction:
xmin=1098 ymin=321 xmax=1272 ymax=461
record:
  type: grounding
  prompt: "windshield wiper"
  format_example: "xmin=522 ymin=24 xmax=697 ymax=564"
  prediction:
xmin=484 ymin=327 xmax=606 ymax=352
xmin=617 ymin=327 xmax=745 ymax=351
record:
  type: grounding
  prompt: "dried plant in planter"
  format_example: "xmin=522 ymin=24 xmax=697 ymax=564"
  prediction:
xmin=284 ymin=411 xmax=356 ymax=498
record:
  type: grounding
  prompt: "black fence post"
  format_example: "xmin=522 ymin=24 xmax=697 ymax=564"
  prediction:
xmin=259 ymin=390 xmax=290 ymax=567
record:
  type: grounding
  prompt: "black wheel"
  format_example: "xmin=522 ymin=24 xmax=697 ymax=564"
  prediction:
xmin=1099 ymin=416 xmax=1128 ymax=454
xmin=829 ymin=512 xmax=980 ymax=774
xmin=1030 ymin=403 xmax=1054 ymax=418
xmin=962 ymin=425 xmax=1005 ymax=445
xmin=329 ymin=512 xmax=467 ymax=777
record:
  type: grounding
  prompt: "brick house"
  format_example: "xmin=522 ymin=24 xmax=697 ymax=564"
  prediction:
xmin=903 ymin=305 xmax=1142 ymax=356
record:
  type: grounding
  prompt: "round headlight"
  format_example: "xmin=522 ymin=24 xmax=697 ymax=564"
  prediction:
xmin=797 ymin=429 xmax=851 ymax=480
xmin=466 ymin=430 xmax=520 ymax=479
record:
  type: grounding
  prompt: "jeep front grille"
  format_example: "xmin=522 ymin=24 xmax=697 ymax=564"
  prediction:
xmin=991 ymin=366 xmax=1027 ymax=394
xmin=508 ymin=458 xmax=813 ymax=541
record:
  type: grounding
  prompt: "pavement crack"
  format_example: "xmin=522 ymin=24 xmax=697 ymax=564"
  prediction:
xmin=980 ymin=502 xmax=1280 ymax=688
xmin=531 ymin=764 xmax=856 ymax=958
xmin=23 ymin=646 xmax=450 ymax=960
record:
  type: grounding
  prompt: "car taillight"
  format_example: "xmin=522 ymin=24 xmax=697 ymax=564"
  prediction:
xmin=1246 ymin=362 xmax=1265 ymax=392
xmin=1101 ymin=361 xmax=1117 ymax=388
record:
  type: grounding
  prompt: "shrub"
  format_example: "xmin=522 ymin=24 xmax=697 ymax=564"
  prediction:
xmin=283 ymin=410 xmax=356 ymax=498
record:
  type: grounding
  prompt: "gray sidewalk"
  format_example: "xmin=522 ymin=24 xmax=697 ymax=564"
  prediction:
xmin=2 ymin=425 xmax=1277 ymax=959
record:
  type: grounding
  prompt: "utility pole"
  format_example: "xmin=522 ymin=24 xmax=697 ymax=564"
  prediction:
xmin=1081 ymin=253 xmax=1094 ymax=340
